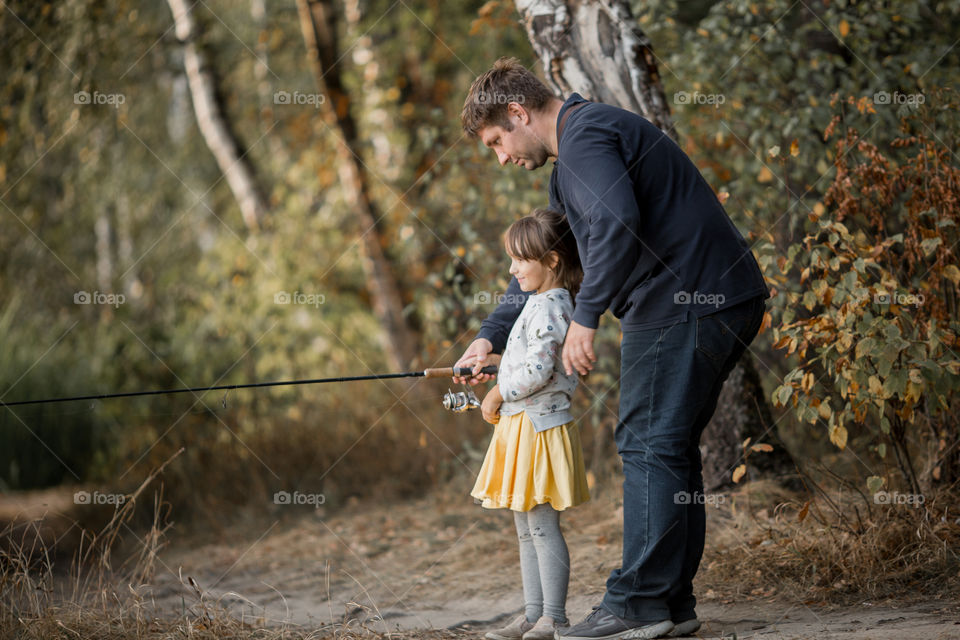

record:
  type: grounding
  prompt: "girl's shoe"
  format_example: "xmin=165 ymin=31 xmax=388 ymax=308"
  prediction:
xmin=522 ymin=616 xmax=568 ymax=640
xmin=486 ymin=615 xmax=535 ymax=640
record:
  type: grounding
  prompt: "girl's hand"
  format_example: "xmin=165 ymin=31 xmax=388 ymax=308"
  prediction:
xmin=481 ymin=385 xmax=503 ymax=425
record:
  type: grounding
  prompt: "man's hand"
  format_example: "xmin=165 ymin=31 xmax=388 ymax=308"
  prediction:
xmin=562 ymin=321 xmax=597 ymax=376
xmin=453 ymin=338 xmax=501 ymax=385
xmin=481 ymin=385 xmax=503 ymax=425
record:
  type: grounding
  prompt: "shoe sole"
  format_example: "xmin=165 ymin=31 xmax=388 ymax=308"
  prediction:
xmin=557 ymin=620 xmax=675 ymax=640
xmin=524 ymin=632 xmax=561 ymax=640
xmin=667 ymin=619 xmax=701 ymax=637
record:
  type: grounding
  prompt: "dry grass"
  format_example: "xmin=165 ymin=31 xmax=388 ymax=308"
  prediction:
xmin=2 ymin=465 xmax=958 ymax=638
xmin=1 ymin=448 xmax=479 ymax=639
xmin=697 ymin=479 xmax=960 ymax=605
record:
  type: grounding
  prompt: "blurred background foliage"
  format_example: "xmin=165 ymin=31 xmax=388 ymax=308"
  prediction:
xmin=1 ymin=0 xmax=957 ymax=523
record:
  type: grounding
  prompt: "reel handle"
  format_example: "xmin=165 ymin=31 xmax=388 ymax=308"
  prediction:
xmin=424 ymin=365 xmax=498 ymax=379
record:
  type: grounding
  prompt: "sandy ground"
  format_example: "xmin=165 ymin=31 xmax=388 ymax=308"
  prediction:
xmin=3 ymin=483 xmax=958 ymax=638
xmin=123 ymin=485 xmax=960 ymax=639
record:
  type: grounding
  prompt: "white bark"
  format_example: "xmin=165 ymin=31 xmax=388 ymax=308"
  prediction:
xmin=514 ymin=0 xmax=678 ymax=141
xmin=95 ymin=211 xmax=112 ymax=293
xmin=296 ymin=0 xmax=420 ymax=370
xmin=167 ymin=0 xmax=267 ymax=231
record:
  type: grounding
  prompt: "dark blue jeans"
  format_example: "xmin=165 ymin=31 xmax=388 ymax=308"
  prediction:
xmin=602 ymin=295 xmax=766 ymax=623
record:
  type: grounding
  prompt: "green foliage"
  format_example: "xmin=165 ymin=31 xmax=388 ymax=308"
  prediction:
xmin=0 ymin=296 xmax=105 ymax=489
xmin=2 ymin=0 xmax=957 ymax=512
xmin=0 ymin=0 xmax=548 ymax=507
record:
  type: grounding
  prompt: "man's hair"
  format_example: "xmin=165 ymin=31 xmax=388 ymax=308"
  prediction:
xmin=461 ymin=57 xmax=556 ymax=138
xmin=504 ymin=208 xmax=582 ymax=298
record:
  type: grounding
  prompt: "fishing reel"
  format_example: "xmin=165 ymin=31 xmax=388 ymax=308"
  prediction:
xmin=442 ymin=387 xmax=481 ymax=413
xmin=433 ymin=365 xmax=496 ymax=414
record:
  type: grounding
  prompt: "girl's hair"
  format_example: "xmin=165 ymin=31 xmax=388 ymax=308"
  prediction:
xmin=504 ymin=208 xmax=583 ymax=298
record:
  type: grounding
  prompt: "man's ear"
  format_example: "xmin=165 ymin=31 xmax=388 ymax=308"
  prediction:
xmin=507 ymin=101 xmax=530 ymax=124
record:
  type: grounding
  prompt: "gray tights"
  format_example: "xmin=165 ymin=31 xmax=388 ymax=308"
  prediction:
xmin=514 ymin=503 xmax=569 ymax=624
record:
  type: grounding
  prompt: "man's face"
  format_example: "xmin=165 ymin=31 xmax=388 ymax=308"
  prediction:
xmin=478 ymin=120 xmax=550 ymax=171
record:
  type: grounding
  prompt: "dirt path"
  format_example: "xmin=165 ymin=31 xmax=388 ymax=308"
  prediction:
xmin=132 ymin=484 xmax=959 ymax=639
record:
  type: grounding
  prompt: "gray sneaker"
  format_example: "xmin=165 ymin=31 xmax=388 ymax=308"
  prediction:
xmin=523 ymin=616 xmax=569 ymax=640
xmin=666 ymin=619 xmax=700 ymax=637
xmin=557 ymin=606 xmax=674 ymax=640
xmin=487 ymin=615 xmax=535 ymax=640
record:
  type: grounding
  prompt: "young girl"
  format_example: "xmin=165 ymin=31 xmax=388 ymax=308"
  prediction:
xmin=471 ymin=208 xmax=590 ymax=640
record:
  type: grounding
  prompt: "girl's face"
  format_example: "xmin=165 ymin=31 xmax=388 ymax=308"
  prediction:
xmin=508 ymin=250 xmax=559 ymax=294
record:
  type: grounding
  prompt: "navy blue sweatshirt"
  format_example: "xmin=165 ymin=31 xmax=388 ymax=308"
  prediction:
xmin=477 ymin=93 xmax=769 ymax=353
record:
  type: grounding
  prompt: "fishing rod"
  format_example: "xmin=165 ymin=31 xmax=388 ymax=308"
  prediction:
xmin=0 ymin=365 xmax=496 ymax=412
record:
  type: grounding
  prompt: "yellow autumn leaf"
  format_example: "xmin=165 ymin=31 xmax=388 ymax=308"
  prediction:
xmin=837 ymin=331 xmax=853 ymax=353
xmin=818 ymin=401 xmax=832 ymax=420
xmin=732 ymin=464 xmax=747 ymax=483
xmin=944 ymin=264 xmax=960 ymax=286
xmin=905 ymin=381 xmax=922 ymax=404
xmin=830 ymin=424 xmax=848 ymax=449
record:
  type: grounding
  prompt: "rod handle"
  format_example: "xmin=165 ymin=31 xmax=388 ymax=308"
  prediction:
xmin=424 ymin=365 xmax=498 ymax=379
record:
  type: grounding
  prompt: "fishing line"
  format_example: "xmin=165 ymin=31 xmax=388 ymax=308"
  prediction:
xmin=0 ymin=366 xmax=496 ymax=409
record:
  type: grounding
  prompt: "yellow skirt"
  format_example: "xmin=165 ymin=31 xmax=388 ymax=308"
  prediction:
xmin=471 ymin=411 xmax=590 ymax=512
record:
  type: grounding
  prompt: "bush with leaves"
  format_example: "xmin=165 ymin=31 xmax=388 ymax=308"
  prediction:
xmin=763 ymin=92 xmax=960 ymax=498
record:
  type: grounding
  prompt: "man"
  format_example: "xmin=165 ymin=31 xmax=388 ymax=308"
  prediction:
xmin=455 ymin=58 xmax=769 ymax=640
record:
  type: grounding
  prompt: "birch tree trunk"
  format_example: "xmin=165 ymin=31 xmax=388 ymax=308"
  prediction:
xmin=296 ymin=0 xmax=420 ymax=371
xmin=515 ymin=0 xmax=677 ymax=141
xmin=514 ymin=0 xmax=798 ymax=490
xmin=167 ymin=0 xmax=267 ymax=232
